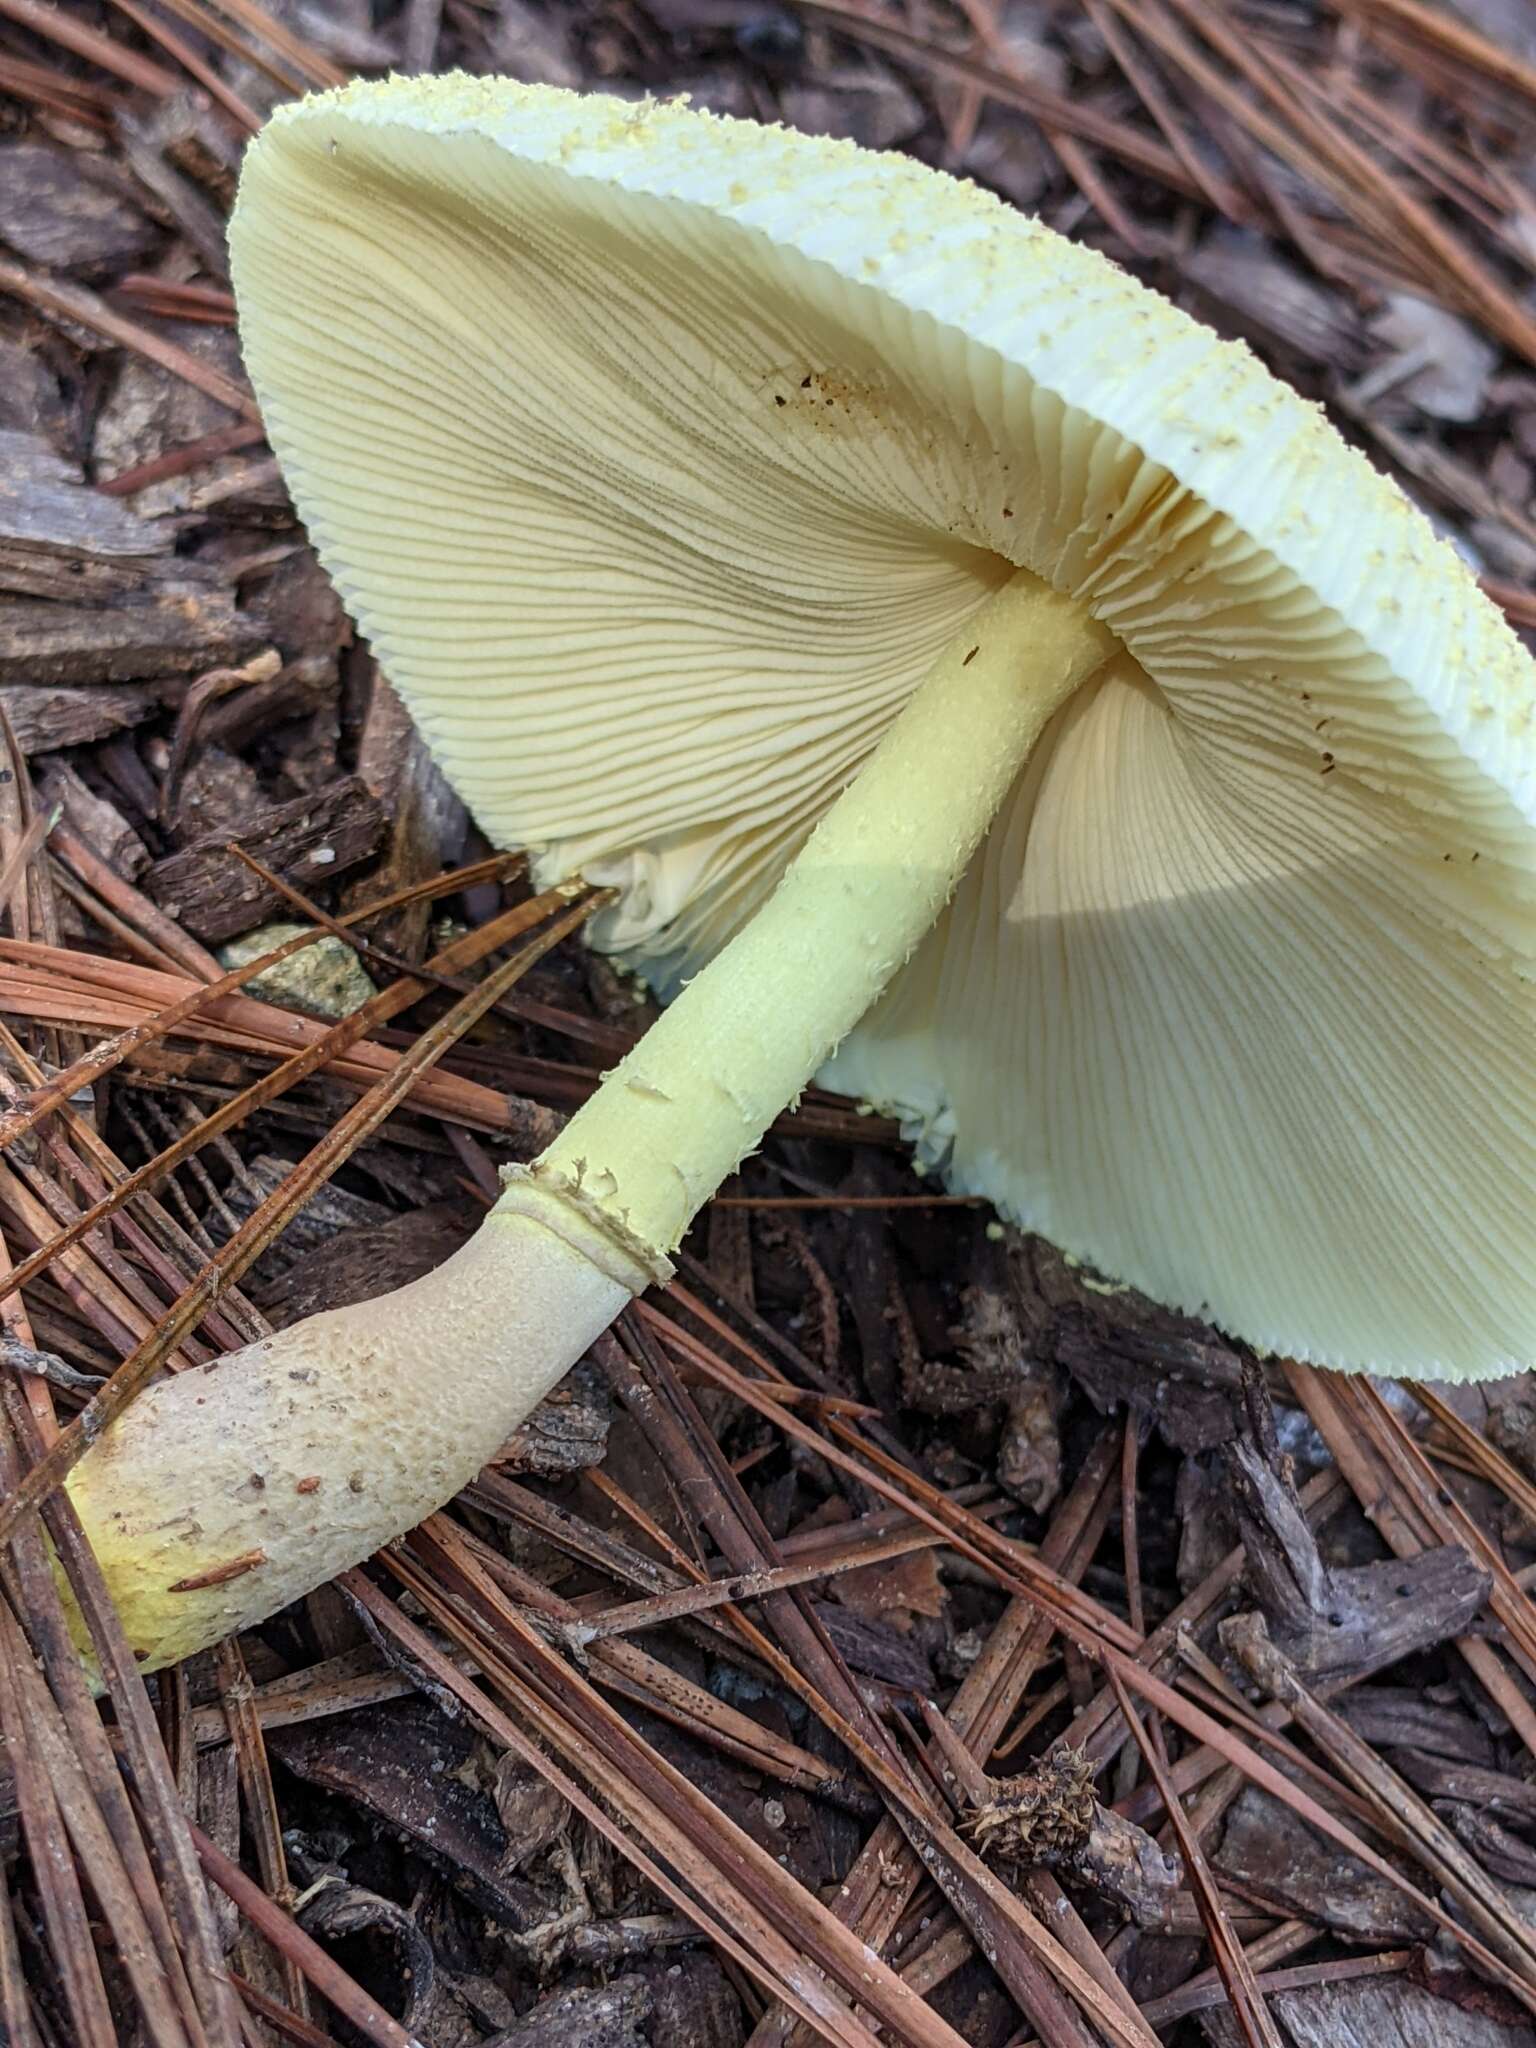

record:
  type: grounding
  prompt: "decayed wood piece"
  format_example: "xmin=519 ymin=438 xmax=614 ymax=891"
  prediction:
xmin=1337 ymin=1687 xmax=1496 ymax=1766
xmin=269 ymin=1697 xmax=547 ymax=1930
xmin=0 ymin=332 xmax=68 ymax=447
xmin=0 ymin=431 xmax=166 ymax=600
xmin=291 ymin=1878 xmax=439 ymax=2038
xmin=0 ymin=581 xmax=257 ymax=685
xmin=143 ymin=775 xmax=387 ymax=941
xmin=1198 ymin=1966 xmax=1536 ymax=2048
xmin=1182 ymin=225 xmax=1368 ymax=371
xmin=252 ymin=1196 xmax=473 ymax=1311
xmin=36 ymin=762 xmax=148 ymax=877
xmin=1227 ymin=1435 xmax=1491 ymax=1682
xmin=901 ymin=1237 xmax=1065 ymax=1510
xmin=1442 ymin=1806 xmax=1536 ymax=1889
xmin=0 ymin=681 xmax=167 ymax=753
xmin=478 ymin=1977 xmax=652 ymax=2048
xmin=1057 ymin=1800 xmax=1192 ymax=1931
xmin=197 ymin=651 xmax=337 ymax=756
xmin=1214 ymin=1782 xmax=1434 ymax=1945
xmin=1389 ymin=1749 xmax=1536 ymax=1823
xmin=116 ymin=98 xmax=231 ymax=277
xmin=494 ymin=1356 xmax=611 ymax=1478
xmin=1019 ymin=1236 xmax=1251 ymax=1454
xmin=0 ymin=142 xmax=160 ymax=275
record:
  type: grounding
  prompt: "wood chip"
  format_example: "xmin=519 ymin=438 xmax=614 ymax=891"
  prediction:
xmin=143 ymin=776 xmax=387 ymax=942
xmin=0 ymin=581 xmax=257 ymax=685
xmin=0 ymin=431 xmax=167 ymax=601
xmin=0 ymin=680 xmax=165 ymax=753
xmin=0 ymin=143 xmax=160 ymax=275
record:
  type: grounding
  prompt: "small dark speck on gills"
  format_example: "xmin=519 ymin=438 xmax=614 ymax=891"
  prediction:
xmin=962 ymin=646 xmax=980 ymax=667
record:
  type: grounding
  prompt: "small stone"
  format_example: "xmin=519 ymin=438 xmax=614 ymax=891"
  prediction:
xmin=217 ymin=922 xmax=377 ymax=1020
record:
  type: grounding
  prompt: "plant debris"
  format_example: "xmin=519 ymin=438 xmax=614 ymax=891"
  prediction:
xmin=961 ymin=1744 xmax=1098 ymax=1864
xmin=0 ymin=1 xmax=1533 ymax=2045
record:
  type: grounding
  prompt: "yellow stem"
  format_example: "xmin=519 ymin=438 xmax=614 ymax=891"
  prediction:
xmin=509 ymin=566 xmax=1115 ymax=1263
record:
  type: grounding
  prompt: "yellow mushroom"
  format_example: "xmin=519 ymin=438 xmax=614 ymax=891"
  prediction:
xmin=66 ymin=76 xmax=1536 ymax=1672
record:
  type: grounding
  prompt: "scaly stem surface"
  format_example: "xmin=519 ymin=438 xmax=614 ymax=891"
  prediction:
xmin=67 ymin=566 xmax=1113 ymax=1672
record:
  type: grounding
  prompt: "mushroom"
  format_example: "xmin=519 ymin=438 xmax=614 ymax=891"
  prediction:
xmin=66 ymin=76 xmax=1536 ymax=1673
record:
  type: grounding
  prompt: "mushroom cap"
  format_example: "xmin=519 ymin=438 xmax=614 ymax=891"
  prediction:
xmin=230 ymin=76 xmax=1536 ymax=1381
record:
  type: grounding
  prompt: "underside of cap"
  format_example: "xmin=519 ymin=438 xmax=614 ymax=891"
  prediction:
xmin=231 ymin=77 xmax=1536 ymax=1380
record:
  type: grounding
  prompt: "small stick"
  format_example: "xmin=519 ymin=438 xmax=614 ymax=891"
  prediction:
xmin=0 ymin=0 xmax=179 ymax=92
xmin=0 ymin=264 xmax=259 ymax=419
xmin=99 ymin=423 xmax=267 ymax=497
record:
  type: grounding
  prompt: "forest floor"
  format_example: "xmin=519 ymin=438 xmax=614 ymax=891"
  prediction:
xmin=1 ymin=1 xmax=1536 ymax=2044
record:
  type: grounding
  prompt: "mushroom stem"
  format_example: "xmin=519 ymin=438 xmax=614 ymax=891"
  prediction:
xmin=64 ymin=565 xmax=1111 ymax=1673
xmin=514 ymin=566 xmax=1116 ymax=1266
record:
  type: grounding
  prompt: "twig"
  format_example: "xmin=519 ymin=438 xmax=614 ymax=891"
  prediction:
xmin=0 ymin=265 xmax=261 ymax=418
xmin=0 ymin=0 xmax=180 ymax=92
xmin=108 ymin=0 xmax=264 ymax=128
xmin=98 ymin=422 xmax=268 ymax=496
xmin=1109 ymin=1666 xmax=1283 ymax=2048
